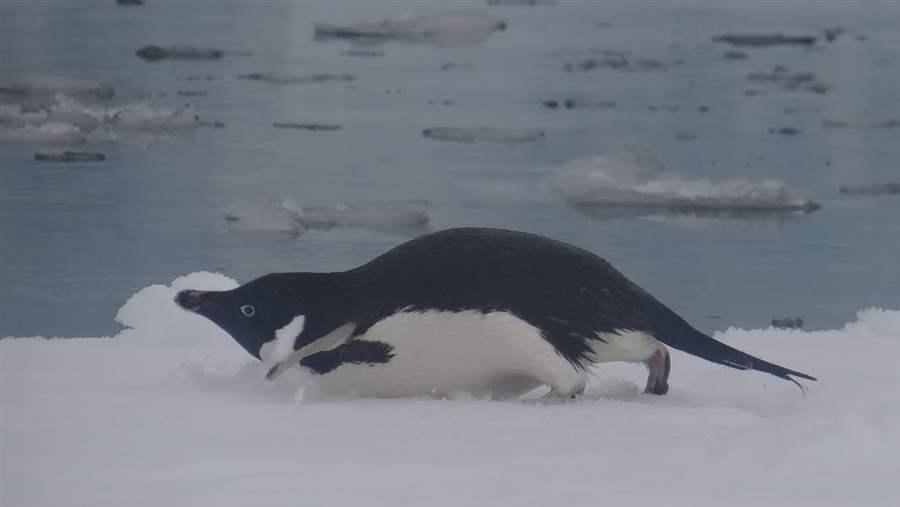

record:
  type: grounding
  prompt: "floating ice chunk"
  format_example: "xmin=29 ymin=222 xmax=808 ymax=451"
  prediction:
xmin=823 ymin=118 xmax=900 ymax=130
xmin=1 ymin=95 xmax=217 ymax=149
xmin=104 ymin=103 xmax=201 ymax=132
xmin=315 ymin=11 xmax=507 ymax=47
xmin=423 ymin=126 xmax=545 ymax=144
xmin=43 ymin=94 xmax=106 ymax=131
xmin=0 ymin=102 xmax=48 ymax=127
xmin=747 ymin=66 xmax=830 ymax=95
xmin=272 ymin=122 xmax=342 ymax=131
xmin=237 ymin=72 xmax=355 ymax=85
xmin=34 ymin=150 xmax=106 ymax=162
xmin=292 ymin=200 xmax=430 ymax=231
xmin=225 ymin=200 xmax=430 ymax=237
xmin=0 ymin=122 xmax=86 ymax=146
xmin=136 ymin=45 xmax=225 ymax=62
xmin=548 ymin=152 xmax=821 ymax=217
xmin=839 ymin=183 xmax=900 ymax=196
xmin=224 ymin=203 xmax=306 ymax=238
xmin=713 ymin=33 xmax=818 ymax=47
xmin=487 ymin=0 xmax=558 ymax=5
xmin=0 ymin=74 xmax=114 ymax=102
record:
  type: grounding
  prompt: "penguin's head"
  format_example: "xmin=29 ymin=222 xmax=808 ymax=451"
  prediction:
xmin=174 ymin=273 xmax=310 ymax=360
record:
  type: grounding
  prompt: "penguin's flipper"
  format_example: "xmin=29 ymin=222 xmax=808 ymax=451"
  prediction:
xmin=264 ymin=322 xmax=357 ymax=381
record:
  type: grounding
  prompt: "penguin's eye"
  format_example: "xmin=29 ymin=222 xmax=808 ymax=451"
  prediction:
xmin=240 ymin=305 xmax=256 ymax=317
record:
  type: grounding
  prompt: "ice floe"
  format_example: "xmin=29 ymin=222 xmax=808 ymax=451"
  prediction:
xmin=0 ymin=92 xmax=220 ymax=147
xmin=423 ymin=126 xmax=545 ymax=144
xmin=314 ymin=11 xmax=507 ymax=47
xmin=548 ymin=152 xmax=821 ymax=218
xmin=225 ymin=199 xmax=430 ymax=237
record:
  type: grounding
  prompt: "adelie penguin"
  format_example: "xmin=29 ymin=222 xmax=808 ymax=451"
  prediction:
xmin=175 ymin=228 xmax=816 ymax=398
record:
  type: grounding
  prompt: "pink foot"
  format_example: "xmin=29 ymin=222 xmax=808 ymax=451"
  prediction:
xmin=644 ymin=346 xmax=670 ymax=395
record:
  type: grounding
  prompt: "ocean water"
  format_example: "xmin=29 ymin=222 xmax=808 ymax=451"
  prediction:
xmin=1 ymin=0 xmax=899 ymax=337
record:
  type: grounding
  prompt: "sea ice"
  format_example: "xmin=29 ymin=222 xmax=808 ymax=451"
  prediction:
xmin=423 ymin=126 xmax=545 ymax=144
xmin=314 ymin=11 xmax=507 ymax=47
xmin=0 ymin=74 xmax=115 ymax=103
xmin=548 ymin=152 xmax=821 ymax=217
xmin=2 ymin=273 xmax=899 ymax=506
xmin=225 ymin=199 xmax=430 ymax=236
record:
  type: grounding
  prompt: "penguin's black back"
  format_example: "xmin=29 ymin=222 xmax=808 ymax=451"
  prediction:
xmin=342 ymin=227 xmax=690 ymax=365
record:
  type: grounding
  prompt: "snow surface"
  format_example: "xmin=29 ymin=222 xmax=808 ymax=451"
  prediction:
xmin=2 ymin=272 xmax=899 ymax=506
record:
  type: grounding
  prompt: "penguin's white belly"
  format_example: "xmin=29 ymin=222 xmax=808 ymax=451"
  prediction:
xmin=311 ymin=310 xmax=585 ymax=399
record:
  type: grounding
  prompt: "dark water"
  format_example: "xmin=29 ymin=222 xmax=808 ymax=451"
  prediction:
xmin=1 ymin=0 xmax=899 ymax=337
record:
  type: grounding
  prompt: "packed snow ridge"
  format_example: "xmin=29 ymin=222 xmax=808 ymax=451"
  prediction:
xmin=2 ymin=272 xmax=899 ymax=506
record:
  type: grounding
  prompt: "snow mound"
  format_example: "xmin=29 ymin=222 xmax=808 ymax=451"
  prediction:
xmin=114 ymin=271 xmax=239 ymax=348
xmin=2 ymin=273 xmax=899 ymax=506
xmin=548 ymin=152 xmax=821 ymax=217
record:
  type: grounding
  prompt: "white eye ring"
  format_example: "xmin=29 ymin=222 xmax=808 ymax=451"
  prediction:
xmin=240 ymin=305 xmax=255 ymax=317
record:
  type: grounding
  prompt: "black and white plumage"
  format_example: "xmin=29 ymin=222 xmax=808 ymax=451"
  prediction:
xmin=175 ymin=227 xmax=816 ymax=398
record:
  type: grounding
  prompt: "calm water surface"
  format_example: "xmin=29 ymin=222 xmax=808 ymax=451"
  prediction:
xmin=1 ymin=0 xmax=899 ymax=337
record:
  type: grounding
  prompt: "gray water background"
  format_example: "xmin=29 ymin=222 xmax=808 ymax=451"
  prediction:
xmin=1 ymin=0 xmax=899 ymax=338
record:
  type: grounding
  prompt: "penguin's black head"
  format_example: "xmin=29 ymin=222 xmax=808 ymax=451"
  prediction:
xmin=174 ymin=274 xmax=310 ymax=360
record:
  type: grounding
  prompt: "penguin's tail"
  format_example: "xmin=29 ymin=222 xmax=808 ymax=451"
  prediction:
xmin=662 ymin=327 xmax=817 ymax=390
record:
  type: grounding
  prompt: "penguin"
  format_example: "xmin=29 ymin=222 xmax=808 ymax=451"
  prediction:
xmin=175 ymin=227 xmax=815 ymax=398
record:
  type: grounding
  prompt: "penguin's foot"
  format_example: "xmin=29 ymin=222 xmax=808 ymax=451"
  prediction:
xmin=541 ymin=381 xmax=585 ymax=403
xmin=644 ymin=345 xmax=670 ymax=395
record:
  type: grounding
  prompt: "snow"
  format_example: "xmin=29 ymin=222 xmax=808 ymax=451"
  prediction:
xmin=2 ymin=272 xmax=899 ymax=506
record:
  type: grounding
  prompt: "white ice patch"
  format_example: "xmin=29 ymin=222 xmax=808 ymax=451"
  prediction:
xmin=547 ymin=151 xmax=819 ymax=214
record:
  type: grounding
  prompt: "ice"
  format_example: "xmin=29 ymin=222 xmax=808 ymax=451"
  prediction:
xmin=237 ymin=72 xmax=355 ymax=85
xmin=839 ymin=183 xmax=900 ymax=196
xmin=548 ymin=152 xmax=821 ymax=218
xmin=314 ymin=11 xmax=507 ymax=47
xmin=423 ymin=126 xmax=545 ymax=144
xmin=0 ymin=122 xmax=86 ymax=146
xmin=0 ymin=94 xmax=216 ymax=147
xmin=135 ymin=45 xmax=226 ymax=62
xmin=712 ymin=33 xmax=818 ymax=48
xmin=224 ymin=202 xmax=306 ymax=238
xmin=225 ymin=199 xmax=430 ymax=236
xmin=0 ymin=74 xmax=114 ymax=103
xmin=3 ymin=274 xmax=900 ymax=506
xmin=34 ymin=150 xmax=106 ymax=163
xmin=292 ymin=200 xmax=430 ymax=231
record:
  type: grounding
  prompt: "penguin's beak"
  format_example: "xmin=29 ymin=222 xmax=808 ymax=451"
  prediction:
xmin=174 ymin=290 xmax=209 ymax=313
